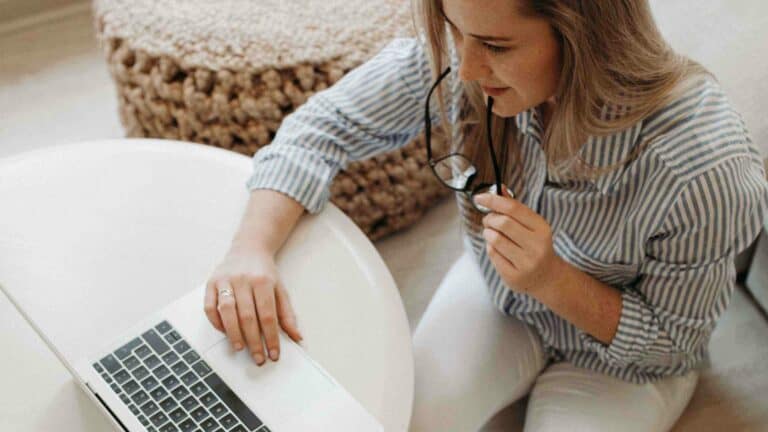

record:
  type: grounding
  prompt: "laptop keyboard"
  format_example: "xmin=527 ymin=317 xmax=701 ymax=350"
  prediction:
xmin=92 ymin=320 xmax=271 ymax=432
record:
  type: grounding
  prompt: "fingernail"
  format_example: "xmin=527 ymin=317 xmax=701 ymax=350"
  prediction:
xmin=269 ymin=349 xmax=279 ymax=361
xmin=234 ymin=343 xmax=242 ymax=351
xmin=253 ymin=353 xmax=264 ymax=364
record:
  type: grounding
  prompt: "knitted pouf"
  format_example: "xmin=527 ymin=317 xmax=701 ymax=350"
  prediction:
xmin=92 ymin=0 xmax=452 ymax=241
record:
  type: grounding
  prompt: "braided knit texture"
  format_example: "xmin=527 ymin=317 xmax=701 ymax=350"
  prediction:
xmin=92 ymin=0 xmax=451 ymax=240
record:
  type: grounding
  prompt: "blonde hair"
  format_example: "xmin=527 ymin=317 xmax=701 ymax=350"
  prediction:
xmin=412 ymin=0 xmax=712 ymax=231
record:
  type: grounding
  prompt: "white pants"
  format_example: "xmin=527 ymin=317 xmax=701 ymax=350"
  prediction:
xmin=409 ymin=251 xmax=699 ymax=432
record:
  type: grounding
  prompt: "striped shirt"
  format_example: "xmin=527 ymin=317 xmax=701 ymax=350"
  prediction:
xmin=246 ymin=37 xmax=768 ymax=384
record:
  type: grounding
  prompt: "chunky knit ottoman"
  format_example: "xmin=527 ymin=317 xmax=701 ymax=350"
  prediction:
xmin=92 ymin=0 xmax=452 ymax=241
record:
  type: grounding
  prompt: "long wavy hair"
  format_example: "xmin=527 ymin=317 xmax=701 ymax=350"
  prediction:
xmin=412 ymin=0 xmax=712 ymax=232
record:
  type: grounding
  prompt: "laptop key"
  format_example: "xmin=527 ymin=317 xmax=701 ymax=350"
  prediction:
xmin=178 ymin=418 xmax=197 ymax=432
xmin=93 ymin=362 xmax=104 ymax=373
xmin=199 ymin=392 xmax=217 ymax=407
xmin=164 ymin=330 xmax=181 ymax=344
xmin=159 ymin=396 xmax=178 ymax=412
xmin=160 ymin=422 xmax=179 ymax=432
xmin=171 ymin=385 xmax=190 ymax=400
xmin=209 ymin=402 xmax=227 ymax=418
xmin=150 ymin=386 xmax=168 ymax=401
xmin=149 ymin=411 xmax=169 ymax=427
xmin=171 ymin=361 xmax=189 ymax=375
xmin=141 ymin=376 xmax=160 ymax=392
xmin=192 ymin=360 xmax=212 ymax=378
xmin=132 ymin=365 xmax=150 ymax=381
xmin=173 ymin=340 xmax=190 ymax=354
xmin=155 ymin=320 xmax=172 ymax=334
xmin=190 ymin=382 xmax=208 ymax=397
xmin=123 ymin=355 xmax=140 ymax=370
xmin=99 ymin=354 xmax=121 ymax=373
xmin=180 ymin=371 xmax=198 ymax=386
xmin=219 ymin=414 xmax=237 ymax=429
xmin=182 ymin=351 xmax=200 ymax=364
xmin=115 ymin=337 xmax=143 ymax=359
xmin=135 ymin=344 xmax=152 ymax=358
xmin=100 ymin=372 xmax=113 ymax=384
xmin=110 ymin=383 xmax=122 ymax=394
xmin=119 ymin=393 xmax=130 ymax=404
xmin=190 ymin=406 xmax=209 ymax=422
xmin=229 ymin=426 xmax=246 ymax=432
xmin=142 ymin=329 xmax=170 ymax=355
xmin=162 ymin=351 xmax=180 ymax=365
xmin=204 ymin=374 xmax=263 ymax=431
xmin=138 ymin=415 xmax=149 ymax=426
xmin=144 ymin=354 xmax=162 ymax=369
xmin=128 ymin=404 xmax=140 ymax=415
xmin=123 ymin=379 xmax=140 ymax=395
xmin=131 ymin=390 xmax=150 ymax=406
xmin=113 ymin=369 xmax=131 ymax=384
xmin=153 ymin=364 xmax=171 ymax=380
xmin=199 ymin=417 xmax=219 ymax=431
xmin=181 ymin=395 xmax=199 ymax=411
xmin=169 ymin=406 xmax=187 ymax=422
xmin=161 ymin=375 xmax=180 ymax=390
xmin=140 ymin=400 xmax=159 ymax=416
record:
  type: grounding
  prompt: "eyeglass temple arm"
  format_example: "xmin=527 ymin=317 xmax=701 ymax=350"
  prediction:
xmin=486 ymin=97 xmax=504 ymax=196
xmin=425 ymin=67 xmax=452 ymax=162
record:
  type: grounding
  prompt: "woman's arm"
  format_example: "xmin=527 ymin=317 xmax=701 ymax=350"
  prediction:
xmin=228 ymin=189 xmax=306 ymax=256
xmin=244 ymin=37 xmax=454 ymax=217
xmin=572 ymin=157 xmax=768 ymax=369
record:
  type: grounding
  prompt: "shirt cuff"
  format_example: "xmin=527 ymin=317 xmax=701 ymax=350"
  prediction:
xmin=578 ymin=288 xmax=659 ymax=368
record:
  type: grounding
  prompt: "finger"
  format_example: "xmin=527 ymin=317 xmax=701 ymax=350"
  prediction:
xmin=484 ymin=214 xmax=533 ymax=249
xmin=483 ymin=227 xmax=525 ymax=266
xmin=478 ymin=194 xmax=538 ymax=231
xmin=487 ymin=243 xmax=519 ymax=274
xmin=216 ymin=281 xmax=246 ymax=351
xmin=232 ymin=277 xmax=266 ymax=365
xmin=252 ymin=277 xmax=281 ymax=362
xmin=204 ymin=281 xmax=224 ymax=332
xmin=275 ymin=281 xmax=303 ymax=343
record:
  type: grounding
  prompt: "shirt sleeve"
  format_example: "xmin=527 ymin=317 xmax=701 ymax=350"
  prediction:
xmin=580 ymin=155 xmax=768 ymax=369
xmin=245 ymin=36 xmax=452 ymax=214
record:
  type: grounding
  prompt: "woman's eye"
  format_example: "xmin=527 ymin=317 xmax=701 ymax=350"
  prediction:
xmin=482 ymin=42 xmax=510 ymax=54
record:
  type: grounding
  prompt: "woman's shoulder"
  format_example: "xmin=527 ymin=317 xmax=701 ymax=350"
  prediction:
xmin=640 ymin=74 xmax=762 ymax=183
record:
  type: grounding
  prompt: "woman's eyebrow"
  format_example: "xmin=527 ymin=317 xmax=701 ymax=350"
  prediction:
xmin=441 ymin=9 xmax=515 ymax=42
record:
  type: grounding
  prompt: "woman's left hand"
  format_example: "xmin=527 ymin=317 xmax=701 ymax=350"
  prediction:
xmin=474 ymin=188 xmax=563 ymax=295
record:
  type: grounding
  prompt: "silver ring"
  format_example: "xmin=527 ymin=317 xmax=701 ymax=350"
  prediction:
xmin=218 ymin=287 xmax=233 ymax=298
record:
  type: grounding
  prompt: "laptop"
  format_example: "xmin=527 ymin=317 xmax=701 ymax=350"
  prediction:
xmin=1 ymin=281 xmax=385 ymax=432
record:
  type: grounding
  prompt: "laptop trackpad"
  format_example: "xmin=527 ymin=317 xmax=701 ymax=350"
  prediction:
xmin=203 ymin=332 xmax=336 ymax=427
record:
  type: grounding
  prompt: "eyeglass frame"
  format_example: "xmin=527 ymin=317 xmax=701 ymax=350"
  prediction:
xmin=424 ymin=66 xmax=510 ymax=214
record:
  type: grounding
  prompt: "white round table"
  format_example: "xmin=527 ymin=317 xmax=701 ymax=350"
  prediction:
xmin=0 ymin=138 xmax=414 ymax=431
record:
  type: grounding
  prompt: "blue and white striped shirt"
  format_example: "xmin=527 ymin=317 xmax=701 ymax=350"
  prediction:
xmin=246 ymin=37 xmax=768 ymax=384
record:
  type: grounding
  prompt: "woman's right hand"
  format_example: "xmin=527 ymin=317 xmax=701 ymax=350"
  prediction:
xmin=204 ymin=247 xmax=303 ymax=366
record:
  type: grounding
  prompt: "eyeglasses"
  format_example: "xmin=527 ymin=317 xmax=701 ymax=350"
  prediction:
xmin=425 ymin=67 xmax=512 ymax=214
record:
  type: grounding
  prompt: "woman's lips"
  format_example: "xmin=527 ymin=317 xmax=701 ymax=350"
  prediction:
xmin=481 ymin=85 xmax=509 ymax=97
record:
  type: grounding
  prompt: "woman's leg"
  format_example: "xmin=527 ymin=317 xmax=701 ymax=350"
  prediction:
xmin=523 ymin=361 xmax=699 ymax=432
xmin=409 ymin=251 xmax=549 ymax=432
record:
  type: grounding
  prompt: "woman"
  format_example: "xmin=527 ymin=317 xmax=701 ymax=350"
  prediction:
xmin=204 ymin=0 xmax=768 ymax=430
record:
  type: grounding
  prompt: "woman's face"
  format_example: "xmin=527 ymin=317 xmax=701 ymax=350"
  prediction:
xmin=442 ymin=0 xmax=562 ymax=119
